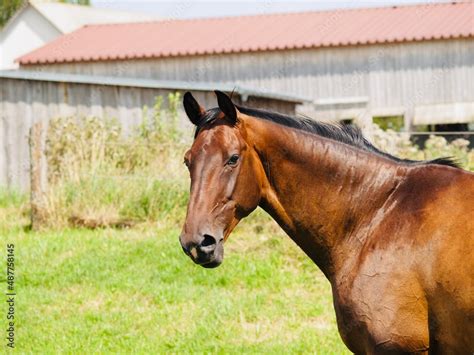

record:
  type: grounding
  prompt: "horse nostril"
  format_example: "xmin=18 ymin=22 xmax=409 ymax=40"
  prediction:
xmin=199 ymin=234 xmax=217 ymax=251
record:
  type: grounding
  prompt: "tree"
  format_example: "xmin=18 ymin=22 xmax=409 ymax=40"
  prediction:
xmin=0 ymin=0 xmax=25 ymax=28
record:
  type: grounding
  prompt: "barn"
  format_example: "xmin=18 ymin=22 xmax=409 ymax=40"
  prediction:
xmin=16 ymin=1 xmax=474 ymax=131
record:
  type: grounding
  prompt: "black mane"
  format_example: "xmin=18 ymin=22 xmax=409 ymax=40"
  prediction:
xmin=195 ymin=105 xmax=459 ymax=169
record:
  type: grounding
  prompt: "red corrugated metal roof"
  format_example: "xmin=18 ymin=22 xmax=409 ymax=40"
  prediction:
xmin=17 ymin=2 xmax=474 ymax=65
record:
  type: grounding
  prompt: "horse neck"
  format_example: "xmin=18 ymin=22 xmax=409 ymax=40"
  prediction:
xmin=245 ymin=116 xmax=409 ymax=280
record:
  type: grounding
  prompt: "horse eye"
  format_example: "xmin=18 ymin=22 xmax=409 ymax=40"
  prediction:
xmin=227 ymin=154 xmax=239 ymax=166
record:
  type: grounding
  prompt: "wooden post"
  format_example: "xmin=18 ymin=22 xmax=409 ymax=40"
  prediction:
xmin=404 ymin=107 xmax=414 ymax=133
xmin=29 ymin=122 xmax=45 ymax=230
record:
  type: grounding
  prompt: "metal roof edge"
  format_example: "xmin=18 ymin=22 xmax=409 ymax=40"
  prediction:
xmin=0 ymin=70 xmax=310 ymax=104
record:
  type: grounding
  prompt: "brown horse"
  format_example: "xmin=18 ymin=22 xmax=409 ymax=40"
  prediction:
xmin=179 ymin=91 xmax=474 ymax=354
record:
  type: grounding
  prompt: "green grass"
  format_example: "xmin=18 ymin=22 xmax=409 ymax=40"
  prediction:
xmin=0 ymin=201 xmax=348 ymax=353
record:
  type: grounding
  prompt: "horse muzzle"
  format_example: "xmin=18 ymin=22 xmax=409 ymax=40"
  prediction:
xmin=179 ymin=233 xmax=224 ymax=268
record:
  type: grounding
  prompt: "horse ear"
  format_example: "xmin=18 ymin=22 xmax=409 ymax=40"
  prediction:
xmin=183 ymin=92 xmax=205 ymax=126
xmin=215 ymin=90 xmax=237 ymax=123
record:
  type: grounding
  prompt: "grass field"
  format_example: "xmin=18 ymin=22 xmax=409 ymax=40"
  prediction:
xmin=0 ymin=192 xmax=349 ymax=353
xmin=4 ymin=115 xmax=473 ymax=353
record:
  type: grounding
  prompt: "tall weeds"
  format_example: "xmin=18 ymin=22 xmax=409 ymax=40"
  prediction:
xmin=43 ymin=93 xmax=190 ymax=229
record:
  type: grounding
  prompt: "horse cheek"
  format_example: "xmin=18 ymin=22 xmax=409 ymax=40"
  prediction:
xmin=240 ymin=167 xmax=261 ymax=217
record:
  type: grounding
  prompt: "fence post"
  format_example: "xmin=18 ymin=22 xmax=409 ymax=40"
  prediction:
xmin=29 ymin=121 xmax=46 ymax=230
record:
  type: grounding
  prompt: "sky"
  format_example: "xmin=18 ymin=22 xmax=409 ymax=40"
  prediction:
xmin=90 ymin=0 xmax=453 ymax=19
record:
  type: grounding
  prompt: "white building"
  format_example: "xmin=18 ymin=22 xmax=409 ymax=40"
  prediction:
xmin=0 ymin=1 xmax=155 ymax=70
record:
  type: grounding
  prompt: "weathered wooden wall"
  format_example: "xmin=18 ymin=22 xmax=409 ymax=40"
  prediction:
xmin=0 ymin=76 xmax=298 ymax=190
xmin=23 ymin=39 xmax=474 ymax=123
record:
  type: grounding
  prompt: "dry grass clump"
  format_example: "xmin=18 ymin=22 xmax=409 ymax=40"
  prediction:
xmin=68 ymin=214 xmax=136 ymax=229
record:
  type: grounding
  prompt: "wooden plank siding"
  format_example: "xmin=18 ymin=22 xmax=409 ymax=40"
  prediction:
xmin=23 ymin=39 xmax=474 ymax=122
xmin=0 ymin=77 xmax=298 ymax=190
